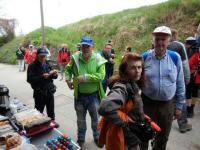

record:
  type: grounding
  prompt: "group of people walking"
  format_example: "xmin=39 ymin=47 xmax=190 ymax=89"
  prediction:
xmin=16 ymin=44 xmax=36 ymax=72
xmin=20 ymin=24 xmax=200 ymax=150
xmin=16 ymin=44 xmax=51 ymax=72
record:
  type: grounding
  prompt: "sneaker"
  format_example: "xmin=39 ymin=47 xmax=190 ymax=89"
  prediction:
xmin=179 ymin=123 xmax=192 ymax=133
xmin=77 ymin=140 xmax=84 ymax=148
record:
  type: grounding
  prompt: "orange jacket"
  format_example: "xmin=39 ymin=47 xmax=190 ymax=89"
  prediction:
xmin=98 ymin=100 xmax=135 ymax=150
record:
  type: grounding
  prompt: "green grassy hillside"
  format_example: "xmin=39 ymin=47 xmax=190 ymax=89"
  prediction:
xmin=0 ymin=0 xmax=200 ymax=65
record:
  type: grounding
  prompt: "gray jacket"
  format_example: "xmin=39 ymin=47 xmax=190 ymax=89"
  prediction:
xmin=168 ymin=41 xmax=190 ymax=83
xmin=98 ymin=82 xmax=144 ymax=128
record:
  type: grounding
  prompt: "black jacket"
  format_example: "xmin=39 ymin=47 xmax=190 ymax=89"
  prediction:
xmin=27 ymin=59 xmax=57 ymax=91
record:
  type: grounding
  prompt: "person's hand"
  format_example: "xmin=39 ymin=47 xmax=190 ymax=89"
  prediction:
xmin=77 ymin=75 xmax=85 ymax=84
xmin=174 ymin=108 xmax=182 ymax=119
xmin=185 ymin=80 xmax=190 ymax=85
xmin=127 ymin=116 xmax=135 ymax=123
xmin=111 ymin=54 xmax=115 ymax=58
xmin=50 ymin=70 xmax=58 ymax=76
xmin=109 ymin=58 xmax=115 ymax=64
xmin=66 ymin=80 xmax=74 ymax=89
xmin=53 ymin=70 xmax=58 ymax=76
xmin=187 ymin=99 xmax=192 ymax=107
xmin=43 ymin=73 xmax=50 ymax=79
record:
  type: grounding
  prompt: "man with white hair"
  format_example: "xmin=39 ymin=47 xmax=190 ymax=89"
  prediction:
xmin=141 ymin=26 xmax=185 ymax=150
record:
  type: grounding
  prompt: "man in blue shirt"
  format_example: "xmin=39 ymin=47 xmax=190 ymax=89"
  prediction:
xmin=141 ymin=26 xmax=185 ymax=150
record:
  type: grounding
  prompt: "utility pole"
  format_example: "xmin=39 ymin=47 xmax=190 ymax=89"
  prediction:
xmin=40 ymin=0 xmax=45 ymax=46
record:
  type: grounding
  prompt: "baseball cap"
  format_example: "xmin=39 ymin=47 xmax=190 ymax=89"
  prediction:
xmin=152 ymin=26 xmax=171 ymax=36
xmin=80 ymin=36 xmax=94 ymax=46
xmin=185 ymin=37 xmax=197 ymax=46
xmin=37 ymin=47 xmax=48 ymax=56
xmin=29 ymin=44 xmax=33 ymax=48
xmin=186 ymin=37 xmax=195 ymax=41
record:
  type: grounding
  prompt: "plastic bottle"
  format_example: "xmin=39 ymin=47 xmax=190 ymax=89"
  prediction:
xmin=9 ymin=97 xmax=18 ymax=114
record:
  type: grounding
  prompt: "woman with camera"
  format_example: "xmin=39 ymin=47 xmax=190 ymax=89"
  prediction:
xmin=98 ymin=53 xmax=145 ymax=150
xmin=57 ymin=44 xmax=71 ymax=80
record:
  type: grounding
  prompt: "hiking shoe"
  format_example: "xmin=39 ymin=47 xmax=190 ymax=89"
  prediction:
xmin=179 ymin=123 xmax=192 ymax=133
xmin=77 ymin=140 xmax=84 ymax=148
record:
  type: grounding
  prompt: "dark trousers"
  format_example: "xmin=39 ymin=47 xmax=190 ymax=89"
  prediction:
xmin=140 ymin=94 xmax=174 ymax=150
xmin=33 ymin=91 xmax=55 ymax=120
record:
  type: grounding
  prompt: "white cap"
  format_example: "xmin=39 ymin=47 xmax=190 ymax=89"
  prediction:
xmin=186 ymin=37 xmax=195 ymax=41
xmin=152 ymin=26 xmax=171 ymax=36
xmin=29 ymin=44 xmax=33 ymax=48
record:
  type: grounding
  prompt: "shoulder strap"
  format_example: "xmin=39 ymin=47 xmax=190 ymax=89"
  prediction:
xmin=143 ymin=50 xmax=178 ymax=66
xmin=167 ymin=50 xmax=178 ymax=66
xmin=143 ymin=51 xmax=150 ymax=61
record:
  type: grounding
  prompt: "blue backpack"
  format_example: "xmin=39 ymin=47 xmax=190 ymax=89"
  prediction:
xmin=143 ymin=50 xmax=178 ymax=66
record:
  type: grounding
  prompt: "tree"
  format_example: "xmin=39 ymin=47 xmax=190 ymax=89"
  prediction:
xmin=0 ymin=18 xmax=16 ymax=43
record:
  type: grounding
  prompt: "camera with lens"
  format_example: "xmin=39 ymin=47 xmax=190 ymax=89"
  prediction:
xmin=111 ymin=54 xmax=115 ymax=59
xmin=128 ymin=119 xmax=155 ymax=142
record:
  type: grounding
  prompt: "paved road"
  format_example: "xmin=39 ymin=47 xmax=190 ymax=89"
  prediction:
xmin=0 ymin=63 xmax=200 ymax=150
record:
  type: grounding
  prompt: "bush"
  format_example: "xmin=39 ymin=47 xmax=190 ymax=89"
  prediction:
xmin=1 ymin=0 xmax=200 ymax=67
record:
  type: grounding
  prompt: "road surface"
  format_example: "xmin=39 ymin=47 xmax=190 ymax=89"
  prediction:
xmin=0 ymin=63 xmax=199 ymax=150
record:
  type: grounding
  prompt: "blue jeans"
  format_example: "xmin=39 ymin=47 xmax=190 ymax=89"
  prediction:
xmin=74 ymin=92 xmax=100 ymax=141
xmin=177 ymin=102 xmax=188 ymax=129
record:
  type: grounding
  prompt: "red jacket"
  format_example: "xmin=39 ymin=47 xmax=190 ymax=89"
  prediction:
xmin=57 ymin=50 xmax=70 ymax=65
xmin=24 ymin=48 xmax=37 ymax=65
xmin=189 ymin=52 xmax=199 ymax=73
xmin=189 ymin=52 xmax=200 ymax=84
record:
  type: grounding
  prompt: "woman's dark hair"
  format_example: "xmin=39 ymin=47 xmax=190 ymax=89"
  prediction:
xmin=126 ymin=46 xmax=132 ymax=52
xmin=109 ymin=53 xmax=146 ymax=88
